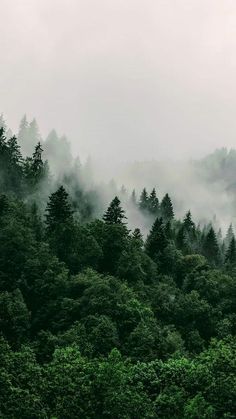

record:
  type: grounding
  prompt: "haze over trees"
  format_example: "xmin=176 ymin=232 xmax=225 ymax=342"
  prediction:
xmin=1 ymin=117 xmax=236 ymax=417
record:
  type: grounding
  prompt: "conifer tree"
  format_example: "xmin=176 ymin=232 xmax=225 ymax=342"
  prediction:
xmin=24 ymin=142 xmax=49 ymax=186
xmin=203 ymin=227 xmax=220 ymax=266
xmin=145 ymin=217 xmax=168 ymax=260
xmin=139 ymin=188 xmax=149 ymax=212
xmin=160 ymin=193 xmax=174 ymax=221
xmin=148 ymin=188 xmax=159 ymax=216
xmin=7 ymin=135 xmax=23 ymax=166
xmin=130 ymin=189 xmax=137 ymax=206
xmin=224 ymin=236 xmax=236 ymax=266
xmin=103 ymin=196 xmax=126 ymax=225
xmin=45 ymin=186 xmax=73 ymax=232
xmin=18 ymin=115 xmax=29 ymax=156
xmin=183 ymin=210 xmax=195 ymax=232
xmin=225 ymin=224 xmax=234 ymax=250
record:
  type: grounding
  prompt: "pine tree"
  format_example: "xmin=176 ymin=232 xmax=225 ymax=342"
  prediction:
xmin=183 ymin=210 xmax=195 ymax=232
xmin=32 ymin=142 xmax=43 ymax=172
xmin=7 ymin=135 xmax=23 ymax=166
xmin=18 ymin=115 xmax=29 ymax=156
xmin=160 ymin=193 xmax=174 ymax=221
xmin=24 ymin=142 xmax=49 ymax=186
xmin=224 ymin=237 xmax=236 ymax=266
xmin=148 ymin=188 xmax=159 ymax=216
xmin=139 ymin=188 xmax=149 ymax=212
xmin=225 ymin=224 xmax=234 ymax=250
xmin=103 ymin=196 xmax=126 ymax=225
xmin=45 ymin=186 xmax=73 ymax=232
xmin=145 ymin=217 xmax=168 ymax=260
xmin=130 ymin=189 xmax=137 ymax=206
xmin=202 ymin=227 xmax=220 ymax=266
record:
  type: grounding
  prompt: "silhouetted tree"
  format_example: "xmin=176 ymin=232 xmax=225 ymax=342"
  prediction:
xmin=103 ymin=196 xmax=126 ymax=225
xmin=160 ymin=193 xmax=174 ymax=221
xmin=139 ymin=188 xmax=149 ymax=212
xmin=203 ymin=227 xmax=220 ymax=266
xmin=148 ymin=188 xmax=159 ymax=216
xmin=45 ymin=186 xmax=73 ymax=232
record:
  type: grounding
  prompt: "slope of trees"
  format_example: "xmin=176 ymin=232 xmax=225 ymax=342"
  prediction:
xmin=1 ymin=125 xmax=236 ymax=417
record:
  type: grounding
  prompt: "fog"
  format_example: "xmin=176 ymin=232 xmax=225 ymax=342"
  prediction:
xmin=1 ymin=0 xmax=236 ymax=168
xmin=2 ymin=1 xmax=236 ymax=234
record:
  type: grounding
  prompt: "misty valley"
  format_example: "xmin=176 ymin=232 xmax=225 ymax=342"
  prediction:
xmin=1 ymin=115 xmax=236 ymax=418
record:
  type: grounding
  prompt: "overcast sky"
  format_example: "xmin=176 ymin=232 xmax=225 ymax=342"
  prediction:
xmin=1 ymin=0 xmax=236 ymax=163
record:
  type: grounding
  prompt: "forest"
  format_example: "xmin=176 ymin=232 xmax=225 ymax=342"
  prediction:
xmin=0 ymin=115 xmax=236 ymax=418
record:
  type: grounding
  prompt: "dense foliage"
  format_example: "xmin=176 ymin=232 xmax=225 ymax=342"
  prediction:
xmin=1 ymin=123 xmax=236 ymax=418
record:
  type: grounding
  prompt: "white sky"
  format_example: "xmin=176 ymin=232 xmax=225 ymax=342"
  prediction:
xmin=1 ymin=0 xmax=236 ymax=163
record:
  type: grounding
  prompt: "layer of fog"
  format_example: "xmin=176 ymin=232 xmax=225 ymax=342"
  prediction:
xmin=2 ymin=1 xmax=236 ymax=166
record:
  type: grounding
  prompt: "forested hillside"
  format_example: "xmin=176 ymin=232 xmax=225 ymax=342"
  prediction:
xmin=1 ymin=123 xmax=236 ymax=418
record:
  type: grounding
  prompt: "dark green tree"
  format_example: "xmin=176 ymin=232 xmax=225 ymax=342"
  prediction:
xmin=148 ymin=188 xmax=159 ymax=216
xmin=224 ymin=236 xmax=236 ymax=267
xmin=103 ymin=196 xmax=126 ymax=225
xmin=139 ymin=188 xmax=149 ymax=211
xmin=145 ymin=217 xmax=168 ymax=261
xmin=45 ymin=186 xmax=73 ymax=232
xmin=160 ymin=193 xmax=174 ymax=221
xmin=202 ymin=227 xmax=220 ymax=266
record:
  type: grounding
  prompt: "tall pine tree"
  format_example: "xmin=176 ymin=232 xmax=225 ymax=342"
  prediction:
xmin=160 ymin=193 xmax=174 ymax=221
xmin=45 ymin=186 xmax=73 ymax=232
xmin=103 ymin=196 xmax=126 ymax=225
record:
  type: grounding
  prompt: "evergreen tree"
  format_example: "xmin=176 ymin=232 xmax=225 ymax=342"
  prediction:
xmin=7 ymin=135 xmax=23 ymax=166
xmin=217 ymin=228 xmax=223 ymax=245
xmin=224 ymin=237 xmax=236 ymax=267
xmin=103 ymin=196 xmax=126 ymax=225
xmin=24 ymin=142 xmax=49 ymax=186
xmin=17 ymin=115 xmax=29 ymax=156
xmin=183 ymin=210 xmax=195 ymax=232
xmin=160 ymin=193 xmax=174 ymax=221
xmin=0 ymin=129 xmax=23 ymax=194
xmin=45 ymin=186 xmax=73 ymax=232
xmin=148 ymin=188 xmax=159 ymax=216
xmin=139 ymin=188 xmax=149 ymax=212
xmin=145 ymin=217 xmax=168 ymax=260
xmin=130 ymin=189 xmax=137 ymax=206
xmin=225 ymin=223 xmax=234 ymax=250
xmin=202 ymin=227 xmax=220 ymax=266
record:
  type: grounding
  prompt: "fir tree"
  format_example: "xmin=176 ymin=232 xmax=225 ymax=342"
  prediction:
xmin=103 ymin=196 xmax=126 ymax=225
xmin=45 ymin=186 xmax=73 ymax=232
xmin=183 ymin=210 xmax=195 ymax=232
xmin=224 ymin=237 xmax=236 ymax=266
xmin=160 ymin=193 xmax=174 ymax=221
xmin=131 ymin=189 xmax=137 ymax=206
xmin=139 ymin=188 xmax=149 ymax=212
xmin=18 ymin=115 xmax=29 ymax=156
xmin=225 ymin=224 xmax=234 ymax=250
xmin=145 ymin=217 xmax=168 ymax=260
xmin=148 ymin=188 xmax=159 ymax=216
xmin=24 ymin=142 xmax=48 ymax=186
xmin=203 ymin=227 xmax=220 ymax=266
xmin=7 ymin=136 xmax=23 ymax=166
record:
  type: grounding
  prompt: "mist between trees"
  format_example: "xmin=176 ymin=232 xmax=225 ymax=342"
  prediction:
xmin=1 ymin=113 xmax=236 ymax=417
